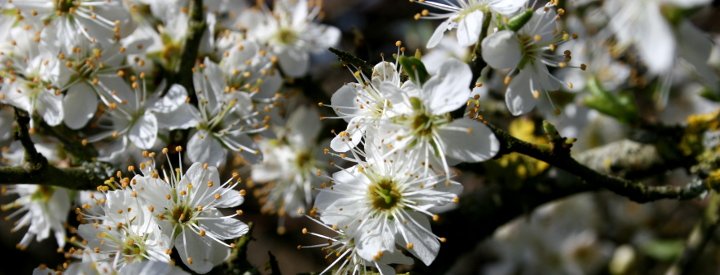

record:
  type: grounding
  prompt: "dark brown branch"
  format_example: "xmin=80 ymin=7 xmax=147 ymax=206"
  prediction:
xmin=6 ymin=108 xmax=111 ymax=190
xmin=489 ymin=122 xmax=706 ymax=203
xmin=163 ymin=0 xmax=205 ymax=104
xmin=0 ymin=163 xmax=112 ymax=190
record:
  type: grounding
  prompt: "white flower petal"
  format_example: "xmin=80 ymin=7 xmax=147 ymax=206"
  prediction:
xmin=287 ymin=106 xmax=321 ymax=148
xmin=330 ymin=83 xmax=361 ymax=122
xmin=677 ymin=21 xmax=719 ymax=87
xmin=251 ymin=162 xmax=283 ymax=182
xmin=63 ymin=82 xmax=98 ymax=129
xmin=119 ymin=261 xmax=190 ymax=275
xmin=151 ymin=84 xmax=188 ymax=113
xmin=187 ymin=130 xmax=228 ymax=167
xmin=423 ymin=59 xmax=473 ymax=114
xmin=98 ymin=76 xmax=136 ymax=108
xmin=397 ymin=212 xmax=439 ymax=266
xmin=256 ymin=70 xmax=283 ymax=98
xmin=213 ymin=187 xmax=245 ymax=209
xmin=97 ymin=137 xmax=128 ymax=162
xmin=437 ymin=118 xmax=499 ymax=162
xmin=128 ymin=112 xmax=158 ymax=149
xmin=194 ymin=59 xmax=225 ymax=114
xmin=310 ymin=25 xmax=341 ymax=50
xmin=427 ymin=20 xmax=451 ymax=49
xmin=181 ymin=162 xmax=222 ymax=207
xmin=372 ymin=61 xmax=400 ymax=87
xmin=198 ymin=209 xmax=249 ymax=240
xmin=37 ymin=91 xmax=64 ymax=126
xmin=278 ymin=47 xmax=309 ymax=77
xmin=155 ymin=104 xmax=201 ymax=130
xmin=490 ymin=0 xmax=527 ymax=15
xmin=505 ymin=70 xmax=537 ymax=116
xmin=635 ymin=5 xmax=675 ymax=74
xmin=481 ymin=30 xmax=522 ymax=69
xmin=357 ymin=226 xmax=396 ymax=262
xmin=175 ymin=229 xmax=229 ymax=274
xmin=133 ymin=175 xmax=173 ymax=211
xmin=456 ymin=10 xmax=484 ymax=47
xmin=329 ymin=118 xmax=364 ymax=152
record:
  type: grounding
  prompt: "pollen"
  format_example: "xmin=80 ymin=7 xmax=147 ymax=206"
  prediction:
xmin=532 ymin=90 xmax=541 ymax=99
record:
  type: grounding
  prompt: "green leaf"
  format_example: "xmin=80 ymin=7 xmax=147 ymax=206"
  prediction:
xmin=639 ymin=239 xmax=684 ymax=261
xmin=583 ymin=78 xmax=639 ymax=124
xmin=398 ymin=56 xmax=430 ymax=85
xmin=700 ymin=88 xmax=720 ymax=102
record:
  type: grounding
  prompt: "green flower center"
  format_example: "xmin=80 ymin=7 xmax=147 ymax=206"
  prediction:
xmin=517 ymin=35 xmax=540 ymax=70
xmin=368 ymin=178 xmax=402 ymax=210
xmin=276 ymin=28 xmax=298 ymax=45
xmin=121 ymin=237 xmax=146 ymax=260
xmin=171 ymin=205 xmax=193 ymax=224
xmin=30 ymin=186 xmax=54 ymax=202
xmin=54 ymin=0 xmax=77 ymax=14
xmin=295 ymin=150 xmax=313 ymax=171
xmin=411 ymin=112 xmax=434 ymax=137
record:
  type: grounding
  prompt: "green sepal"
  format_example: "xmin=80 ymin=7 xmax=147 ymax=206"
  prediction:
xmin=507 ymin=9 xmax=534 ymax=32
xmin=398 ymin=56 xmax=430 ymax=85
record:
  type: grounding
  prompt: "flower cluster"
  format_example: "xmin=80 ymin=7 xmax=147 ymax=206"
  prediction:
xmin=73 ymin=150 xmax=248 ymax=274
xmin=308 ymin=53 xmax=500 ymax=271
xmin=0 ymin=0 xmax=339 ymax=166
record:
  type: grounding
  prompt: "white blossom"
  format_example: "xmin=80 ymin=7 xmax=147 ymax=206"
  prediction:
xmin=244 ymin=0 xmax=340 ymax=77
xmin=315 ymin=145 xmax=461 ymax=265
xmin=300 ymin=215 xmax=414 ymax=275
xmin=481 ymin=6 xmax=572 ymax=116
xmin=376 ymin=59 xmax=499 ymax=175
xmin=90 ymin=82 xmax=197 ymax=160
xmin=187 ymin=58 xmax=262 ymax=167
xmin=11 ymin=0 xmax=131 ymax=47
xmin=326 ymin=61 xmax=404 ymax=153
xmin=2 ymin=185 xmax=71 ymax=250
xmin=603 ymin=0 xmax=711 ymax=74
xmin=413 ymin=0 xmax=527 ymax=48
xmin=132 ymin=158 xmax=248 ymax=273
xmin=251 ymin=107 xmax=325 ymax=224
xmin=76 ymin=188 xmax=172 ymax=269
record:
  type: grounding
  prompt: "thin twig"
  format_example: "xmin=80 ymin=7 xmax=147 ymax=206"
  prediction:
xmin=667 ymin=191 xmax=720 ymax=275
xmin=13 ymin=108 xmax=43 ymax=164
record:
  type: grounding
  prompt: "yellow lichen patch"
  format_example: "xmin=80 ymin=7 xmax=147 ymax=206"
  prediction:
xmin=680 ymin=110 xmax=720 ymax=156
xmin=495 ymin=119 xmax=550 ymax=180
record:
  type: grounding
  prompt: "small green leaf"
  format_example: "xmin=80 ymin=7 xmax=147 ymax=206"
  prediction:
xmin=640 ymin=239 xmax=684 ymax=261
xmin=398 ymin=56 xmax=430 ymax=85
